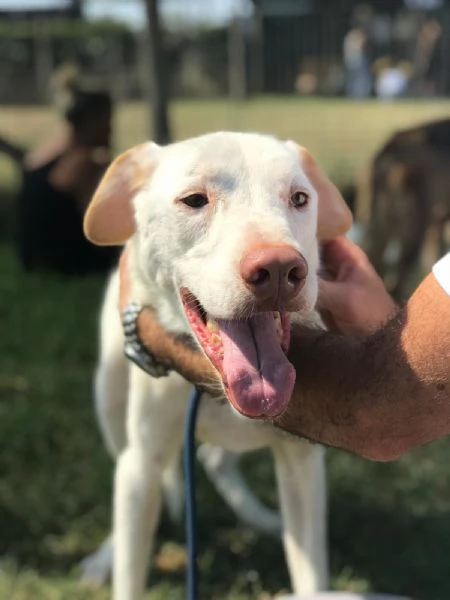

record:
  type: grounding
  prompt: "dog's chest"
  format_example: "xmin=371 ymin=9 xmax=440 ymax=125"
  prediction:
xmin=195 ymin=392 xmax=280 ymax=451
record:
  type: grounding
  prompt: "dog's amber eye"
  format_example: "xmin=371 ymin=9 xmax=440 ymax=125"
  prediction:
xmin=291 ymin=191 xmax=309 ymax=208
xmin=181 ymin=193 xmax=209 ymax=209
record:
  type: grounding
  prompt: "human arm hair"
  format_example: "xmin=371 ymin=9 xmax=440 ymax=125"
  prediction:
xmin=119 ymin=235 xmax=450 ymax=461
xmin=133 ymin=272 xmax=450 ymax=461
xmin=275 ymin=273 xmax=450 ymax=460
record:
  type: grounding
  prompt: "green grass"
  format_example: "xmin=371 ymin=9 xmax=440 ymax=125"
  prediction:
xmin=2 ymin=96 xmax=450 ymax=186
xmin=1 ymin=98 xmax=450 ymax=599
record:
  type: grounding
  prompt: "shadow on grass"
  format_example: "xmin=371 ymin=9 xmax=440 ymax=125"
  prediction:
xmin=330 ymin=488 xmax=450 ymax=600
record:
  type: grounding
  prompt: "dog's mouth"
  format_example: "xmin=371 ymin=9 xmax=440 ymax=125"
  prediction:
xmin=180 ymin=288 xmax=295 ymax=419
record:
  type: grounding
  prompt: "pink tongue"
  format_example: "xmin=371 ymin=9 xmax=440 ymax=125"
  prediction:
xmin=216 ymin=313 xmax=295 ymax=418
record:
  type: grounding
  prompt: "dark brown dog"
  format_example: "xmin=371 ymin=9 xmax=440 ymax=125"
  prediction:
xmin=358 ymin=118 xmax=450 ymax=300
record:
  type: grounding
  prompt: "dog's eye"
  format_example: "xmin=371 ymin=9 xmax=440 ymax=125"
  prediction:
xmin=291 ymin=191 xmax=309 ymax=209
xmin=181 ymin=193 xmax=209 ymax=209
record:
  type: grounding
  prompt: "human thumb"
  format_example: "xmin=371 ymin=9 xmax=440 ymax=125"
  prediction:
xmin=317 ymin=278 xmax=347 ymax=314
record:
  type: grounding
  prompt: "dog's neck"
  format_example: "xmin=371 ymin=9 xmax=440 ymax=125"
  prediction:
xmin=127 ymin=237 xmax=193 ymax=338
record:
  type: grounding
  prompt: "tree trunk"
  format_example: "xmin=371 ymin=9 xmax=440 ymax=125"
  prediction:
xmin=69 ymin=0 xmax=83 ymax=18
xmin=144 ymin=0 xmax=171 ymax=144
xmin=34 ymin=19 xmax=53 ymax=104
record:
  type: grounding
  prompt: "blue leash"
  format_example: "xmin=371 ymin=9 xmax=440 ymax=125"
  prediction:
xmin=184 ymin=386 xmax=202 ymax=600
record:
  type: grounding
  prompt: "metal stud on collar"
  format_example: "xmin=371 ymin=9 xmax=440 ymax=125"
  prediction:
xmin=122 ymin=301 xmax=171 ymax=378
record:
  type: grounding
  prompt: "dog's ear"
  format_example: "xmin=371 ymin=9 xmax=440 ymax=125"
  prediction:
xmin=84 ymin=142 xmax=160 ymax=246
xmin=286 ymin=141 xmax=353 ymax=240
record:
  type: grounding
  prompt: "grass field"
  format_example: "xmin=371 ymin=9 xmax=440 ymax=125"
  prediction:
xmin=1 ymin=96 xmax=450 ymax=182
xmin=1 ymin=98 xmax=450 ymax=599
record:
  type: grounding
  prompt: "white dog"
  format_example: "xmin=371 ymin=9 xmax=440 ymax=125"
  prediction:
xmin=82 ymin=132 xmax=351 ymax=599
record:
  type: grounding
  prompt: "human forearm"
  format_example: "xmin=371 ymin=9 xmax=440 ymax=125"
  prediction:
xmin=137 ymin=309 xmax=218 ymax=393
xmin=0 ymin=136 xmax=26 ymax=166
xmin=135 ymin=306 xmax=396 ymax=458
xmin=130 ymin=259 xmax=450 ymax=461
xmin=277 ymin=274 xmax=450 ymax=460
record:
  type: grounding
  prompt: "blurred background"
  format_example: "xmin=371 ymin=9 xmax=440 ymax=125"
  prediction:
xmin=0 ymin=0 xmax=449 ymax=598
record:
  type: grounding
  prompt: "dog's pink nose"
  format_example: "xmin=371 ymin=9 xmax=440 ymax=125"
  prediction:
xmin=240 ymin=246 xmax=308 ymax=304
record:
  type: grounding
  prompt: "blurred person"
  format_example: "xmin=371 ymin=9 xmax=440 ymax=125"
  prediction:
xmin=374 ymin=58 xmax=411 ymax=100
xmin=0 ymin=68 xmax=119 ymax=275
xmin=343 ymin=26 xmax=372 ymax=98
xmin=412 ymin=16 xmax=443 ymax=96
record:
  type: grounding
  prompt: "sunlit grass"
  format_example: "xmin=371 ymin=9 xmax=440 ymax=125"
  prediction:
xmin=1 ymin=96 xmax=450 ymax=186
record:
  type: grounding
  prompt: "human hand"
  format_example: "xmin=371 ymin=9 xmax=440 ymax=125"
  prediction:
xmin=318 ymin=237 xmax=398 ymax=337
xmin=118 ymin=248 xmax=215 ymax=387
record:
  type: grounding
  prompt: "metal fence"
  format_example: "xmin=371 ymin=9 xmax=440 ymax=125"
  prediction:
xmin=0 ymin=0 xmax=448 ymax=103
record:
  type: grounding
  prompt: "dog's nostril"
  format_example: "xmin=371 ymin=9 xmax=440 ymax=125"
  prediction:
xmin=250 ymin=268 xmax=270 ymax=286
xmin=288 ymin=266 xmax=305 ymax=285
xmin=240 ymin=247 xmax=308 ymax=301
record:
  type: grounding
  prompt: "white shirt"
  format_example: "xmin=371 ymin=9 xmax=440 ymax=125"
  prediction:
xmin=433 ymin=253 xmax=450 ymax=296
xmin=376 ymin=68 xmax=409 ymax=99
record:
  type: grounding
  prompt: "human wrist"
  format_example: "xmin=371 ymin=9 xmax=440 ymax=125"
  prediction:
xmin=136 ymin=306 xmax=217 ymax=390
xmin=135 ymin=306 xmax=175 ymax=365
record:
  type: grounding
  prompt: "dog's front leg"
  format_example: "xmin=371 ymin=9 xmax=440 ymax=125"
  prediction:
xmin=113 ymin=368 xmax=188 ymax=600
xmin=114 ymin=447 xmax=162 ymax=600
xmin=273 ymin=440 xmax=328 ymax=594
xmin=197 ymin=443 xmax=281 ymax=537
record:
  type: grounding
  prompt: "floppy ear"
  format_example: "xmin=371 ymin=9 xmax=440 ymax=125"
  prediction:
xmin=286 ymin=142 xmax=353 ymax=240
xmin=84 ymin=142 xmax=160 ymax=246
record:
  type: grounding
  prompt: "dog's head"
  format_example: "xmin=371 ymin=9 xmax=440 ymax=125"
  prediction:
xmin=85 ymin=132 xmax=351 ymax=419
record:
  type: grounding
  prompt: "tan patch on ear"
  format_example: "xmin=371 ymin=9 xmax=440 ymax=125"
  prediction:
xmin=84 ymin=143 xmax=158 ymax=246
xmin=297 ymin=145 xmax=353 ymax=240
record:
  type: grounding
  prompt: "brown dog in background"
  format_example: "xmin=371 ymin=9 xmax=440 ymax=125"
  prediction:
xmin=357 ymin=118 xmax=450 ymax=300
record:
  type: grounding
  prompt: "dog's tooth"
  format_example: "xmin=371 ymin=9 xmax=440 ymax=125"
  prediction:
xmin=210 ymin=333 xmax=222 ymax=347
xmin=207 ymin=317 xmax=219 ymax=333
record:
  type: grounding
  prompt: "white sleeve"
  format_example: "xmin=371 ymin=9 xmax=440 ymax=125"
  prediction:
xmin=432 ymin=253 xmax=450 ymax=296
